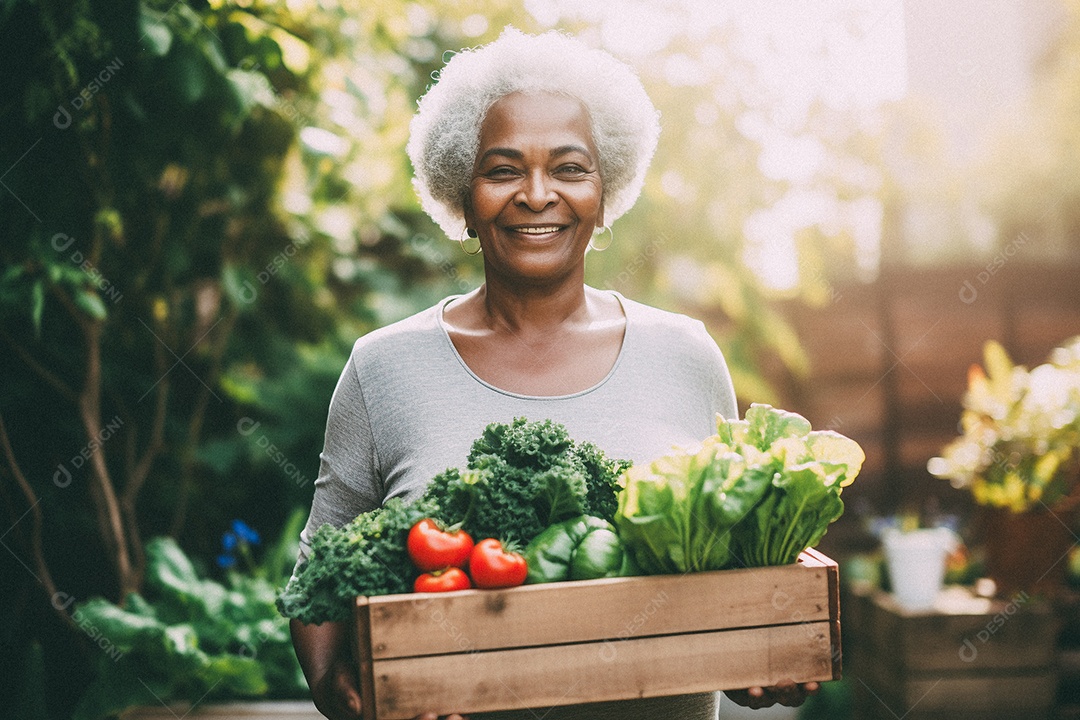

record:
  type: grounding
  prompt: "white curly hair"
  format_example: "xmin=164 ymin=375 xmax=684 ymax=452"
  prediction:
xmin=407 ymin=27 xmax=661 ymax=239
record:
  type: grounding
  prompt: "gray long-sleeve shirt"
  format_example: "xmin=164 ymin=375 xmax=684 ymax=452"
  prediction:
xmin=298 ymin=289 xmax=738 ymax=720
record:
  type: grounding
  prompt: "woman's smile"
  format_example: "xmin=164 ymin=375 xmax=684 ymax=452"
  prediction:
xmin=509 ymin=224 xmax=565 ymax=235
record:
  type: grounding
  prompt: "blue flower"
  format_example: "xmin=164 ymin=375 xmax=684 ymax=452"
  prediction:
xmin=216 ymin=553 xmax=237 ymax=569
xmin=231 ymin=519 xmax=261 ymax=545
xmin=221 ymin=531 xmax=239 ymax=552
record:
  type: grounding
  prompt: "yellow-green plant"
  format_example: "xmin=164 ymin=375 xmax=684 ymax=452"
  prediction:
xmin=929 ymin=338 xmax=1080 ymax=511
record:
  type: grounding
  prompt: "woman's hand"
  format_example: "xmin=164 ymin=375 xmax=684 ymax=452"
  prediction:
xmin=724 ymin=680 xmax=819 ymax=709
xmin=291 ymin=619 xmax=363 ymax=720
xmin=310 ymin=653 xmax=363 ymax=720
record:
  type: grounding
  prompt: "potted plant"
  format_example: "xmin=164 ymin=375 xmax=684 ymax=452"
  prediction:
xmin=72 ymin=512 xmax=319 ymax=720
xmin=928 ymin=336 xmax=1080 ymax=595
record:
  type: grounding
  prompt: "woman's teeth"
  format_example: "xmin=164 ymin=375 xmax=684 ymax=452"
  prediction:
xmin=515 ymin=226 xmax=561 ymax=234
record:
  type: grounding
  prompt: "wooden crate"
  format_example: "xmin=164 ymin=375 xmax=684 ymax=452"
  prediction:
xmin=849 ymin=586 xmax=1059 ymax=720
xmin=353 ymin=548 xmax=840 ymax=719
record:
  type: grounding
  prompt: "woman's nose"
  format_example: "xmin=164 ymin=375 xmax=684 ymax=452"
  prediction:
xmin=515 ymin=169 xmax=557 ymax=211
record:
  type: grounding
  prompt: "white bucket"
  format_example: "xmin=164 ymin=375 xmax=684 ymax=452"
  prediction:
xmin=882 ymin=527 xmax=957 ymax=611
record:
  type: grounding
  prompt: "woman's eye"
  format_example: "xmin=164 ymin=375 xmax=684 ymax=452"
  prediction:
xmin=486 ymin=166 xmax=518 ymax=178
xmin=556 ymin=165 xmax=587 ymax=176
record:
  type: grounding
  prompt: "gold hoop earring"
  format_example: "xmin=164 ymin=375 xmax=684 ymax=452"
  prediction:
xmin=459 ymin=227 xmax=482 ymax=255
xmin=589 ymin=226 xmax=613 ymax=252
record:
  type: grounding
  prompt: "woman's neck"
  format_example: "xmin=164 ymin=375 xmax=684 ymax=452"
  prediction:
xmin=478 ymin=273 xmax=593 ymax=335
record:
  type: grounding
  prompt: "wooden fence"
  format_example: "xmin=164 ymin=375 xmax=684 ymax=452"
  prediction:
xmin=763 ymin=262 xmax=1080 ymax=539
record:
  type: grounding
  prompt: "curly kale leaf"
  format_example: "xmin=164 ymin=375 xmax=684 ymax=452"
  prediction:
xmin=468 ymin=417 xmax=573 ymax=470
xmin=427 ymin=418 xmax=630 ymax=545
xmin=275 ymin=498 xmax=435 ymax=623
xmin=574 ymin=440 xmax=631 ymax=522
xmin=276 ymin=418 xmax=632 ymax=622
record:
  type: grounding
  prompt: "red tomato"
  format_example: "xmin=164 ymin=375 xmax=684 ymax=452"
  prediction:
xmin=413 ymin=567 xmax=472 ymax=593
xmin=407 ymin=519 xmax=474 ymax=572
xmin=469 ymin=538 xmax=528 ymax=589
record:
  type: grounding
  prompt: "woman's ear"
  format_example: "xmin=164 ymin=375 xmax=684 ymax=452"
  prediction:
xmin=595 ymin=200 xmax=605 ymax=231
xmin=462 ymin=196 xmax=476 ymax=234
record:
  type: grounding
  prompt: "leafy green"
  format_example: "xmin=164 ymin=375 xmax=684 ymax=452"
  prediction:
xmin=524 ymin=515 xmax=637 ymax=583
xmin=426 ymin=417 xmax=629 ymax=546
xmin=276 ymin=497 xmax=436 ymax=624
xmin=616 ymin=404 xmax=864 ymax=573
xmin=73 ymin=536 xmax=307 ymax=720
xmin=277 ymin=418 xmax=630 ymax=623
xmin=615 ymin=440 xmax=772 ymax=573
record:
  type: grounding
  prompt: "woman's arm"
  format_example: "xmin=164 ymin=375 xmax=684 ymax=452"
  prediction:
xmin=291 ymin=619 xmax=363 ymax=720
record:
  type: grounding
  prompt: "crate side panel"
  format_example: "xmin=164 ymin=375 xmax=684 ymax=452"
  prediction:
xmin=368 ymin=562 xmax=831 ymax=659
xmin=371 ymin=622 xmax=836 ymax=719
xmin=862 ymin=591 xmax=1057 ymax=673
xmin=899 ymin=673 xmax=1057 ymax=713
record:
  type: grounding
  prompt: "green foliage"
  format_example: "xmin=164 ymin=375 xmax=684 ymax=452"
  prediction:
xmin=616 ymin=439 xmax=767 ymax=574
xmin=445 ymin=417 xmax=629 ymax=544
xmin=616 ymin=404 xmax=864 ymax=573
xmin=278 ymin=418 xmax=629 ymax=623
xmin=929 ymin=337 xmax=1080 ymax=511
xmin=72 ymin=535 xmax=307 ymax=720
xmin=1 ymin=2 xmax=519 ymax=712
xmin=276 ymin=497 xmax=437 ymax=624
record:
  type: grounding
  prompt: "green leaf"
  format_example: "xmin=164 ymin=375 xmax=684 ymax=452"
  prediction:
xmin=226 ymin=69 xmax=277 ymax=115
xmin=744 ymin=403 xmax=812 ymax=449
xmin=74 ymin=289 xmax=108 ymax=320
xmin=221 ymin=263 xmax=257 ymax=308
xmin=31 ymin=280 xmax=44 ymax=336
xmin=164 ymin=45 xmax=209 ymax=105
xmin=73 ymin=598 xmax=166 ymax=651
xmin=806 ymin=430 xmax=865 ymax=487
xmin=533 ymin=466 xmax=588 ymax=526
xmin=139 ymin=8 xmax=173 ymax=57
xmin=71 ymin=658 xmax=166 ymax=720
xmin=2 ymin=264 xmax=25 ymax=285
xmin=202 ymin=655 xmax=268 ymax=696
xmin=146 ymin=537 xmax=201 ymax=591
xmin=122 ymin=593 xmax=157 ymax=619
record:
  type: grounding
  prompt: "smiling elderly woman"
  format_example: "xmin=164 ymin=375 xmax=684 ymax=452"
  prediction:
xmin=289 ymin=28 xmax=815 ymax=720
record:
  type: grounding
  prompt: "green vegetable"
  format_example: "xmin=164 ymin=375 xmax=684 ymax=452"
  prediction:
xmin=727 ymin=407 xmax=863 ymax=566
xmin=276 ymin=497 xmax=436 ymax=623
xmin=73 ymin=535 xmax=306 ymax=720
xmin=277 ymin=418 xmax=630 ymax=623
xmin=615 ymin=404 xmax=863 ymax=573
xmin=422 ymin=418 xmax=630 ymax=546
xmin=524 ymin=515 xmax=638 ymax=583
xmin=615 ymin=440 xmax=772 ymax=573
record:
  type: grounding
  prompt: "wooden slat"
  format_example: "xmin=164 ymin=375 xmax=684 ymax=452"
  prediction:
xmin=354 ymin=598 xmax=377 ymax=720
xmin=854 ymin=680 xmax=1054 ymax=720
xmin=802 ymin=547 xmax=843 ymax=678
xmin=874 ymin=673 xmax=1057 ymax=715
xmin=371 ymin=621 xmax=835 ymax=719
xmin=367 ymin=559 xmax=831 ymax=659
xmin=120 ymin=703 xmax=321 ymax=719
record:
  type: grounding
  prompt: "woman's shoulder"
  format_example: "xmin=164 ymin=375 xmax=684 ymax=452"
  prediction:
xmin=346 ymin=297 xmax=454 ymax=368
xmin=617 ymin=292 xmax=713 ymax=344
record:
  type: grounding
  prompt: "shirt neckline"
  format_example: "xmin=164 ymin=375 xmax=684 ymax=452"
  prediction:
xmin=435 ymin=288 xmax=632 ymax=401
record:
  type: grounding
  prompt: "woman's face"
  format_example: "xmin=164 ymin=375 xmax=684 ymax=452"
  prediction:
xmin=465 ymin=91 xmax=604 ymax=285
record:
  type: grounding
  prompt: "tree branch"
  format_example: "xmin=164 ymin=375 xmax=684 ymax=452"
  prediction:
xmin=0 ymin=410 xmax=72 ymax=628
xmin=120 ymin=339 xmax=170 ymax=587
xmin=78 ymin=320 xmax=136 ymax=598
xmin=0 ymin=329 xmax=79 ymax=404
